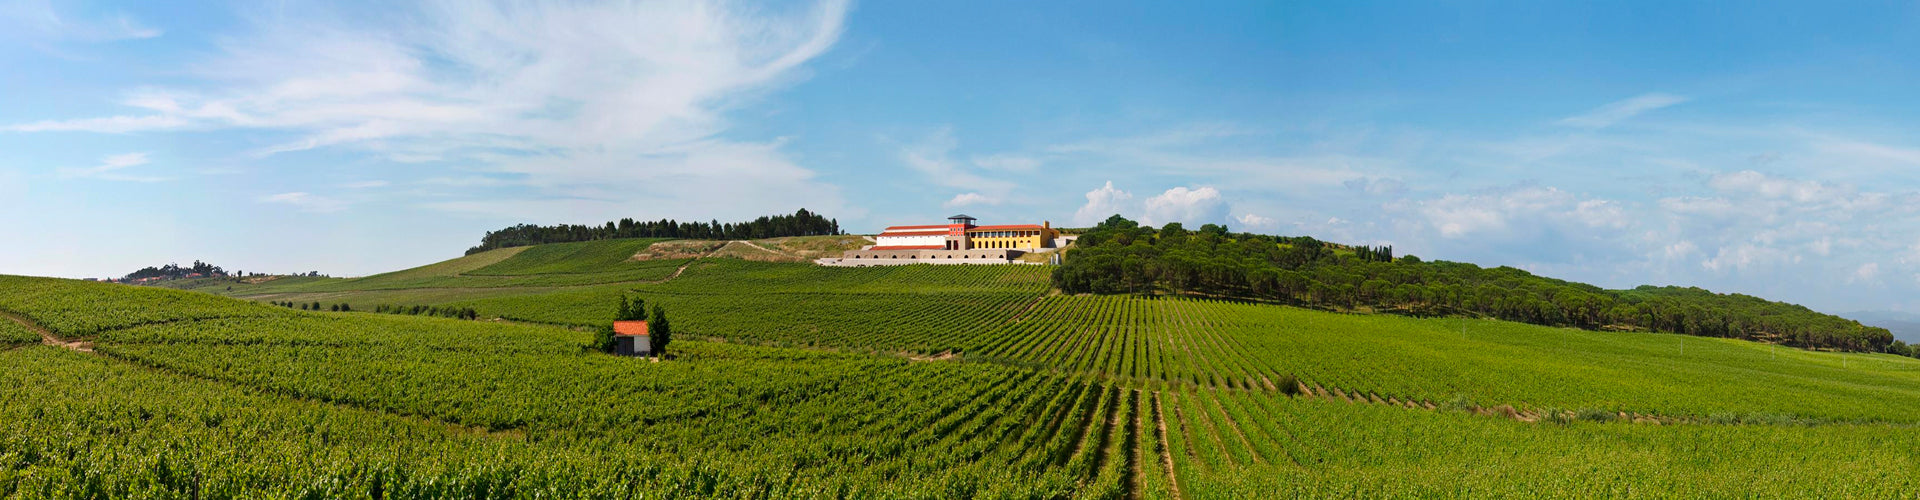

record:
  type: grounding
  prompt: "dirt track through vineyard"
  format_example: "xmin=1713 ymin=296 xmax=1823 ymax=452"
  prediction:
xmin=2 ymin=309 xmax=525 ymax=440
xmin=2 ymin=311 xmax=89 ymax=352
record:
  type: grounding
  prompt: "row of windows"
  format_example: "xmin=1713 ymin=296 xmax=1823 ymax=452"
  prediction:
xmin=974 ymin=240 xmax=1028 ymax=249
xmin=968 ymin=230 xmax=1041 ymax=238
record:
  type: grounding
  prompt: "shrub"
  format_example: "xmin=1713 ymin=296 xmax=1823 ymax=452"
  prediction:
xmin=1275 ymin=374 xmax=1301 ymax=396
xmin=1576 ymin=408 xmax=1617 ymax=423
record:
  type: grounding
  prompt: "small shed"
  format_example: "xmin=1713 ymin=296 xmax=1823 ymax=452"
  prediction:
xmin=612 ymin=320 xmax=653 ymax=357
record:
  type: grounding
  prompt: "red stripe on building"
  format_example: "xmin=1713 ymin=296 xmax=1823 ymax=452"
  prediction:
xmin=867 ymin=245 xmax=946 ymax=250
xmin=883 ymin=224 xmax=954 ymax=230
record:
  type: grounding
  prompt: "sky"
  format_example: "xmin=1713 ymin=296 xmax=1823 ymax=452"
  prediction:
xmin=3 ymin=0 xmax=1920 ymax=315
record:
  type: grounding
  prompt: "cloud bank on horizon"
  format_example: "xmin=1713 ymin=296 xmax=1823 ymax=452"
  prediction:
xmin=3 ymin=0 xmax=1920 ymax=315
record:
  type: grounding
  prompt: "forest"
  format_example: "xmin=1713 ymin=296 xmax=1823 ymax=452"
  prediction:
xmin=1054 ymin=215 xmax=1900 ymax=355
xmin=466 ymin=208 xmax=843 ymax=254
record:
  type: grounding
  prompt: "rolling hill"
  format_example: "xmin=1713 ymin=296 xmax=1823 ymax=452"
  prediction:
xmin=8 ymin=236 xmax=1920 ymax=497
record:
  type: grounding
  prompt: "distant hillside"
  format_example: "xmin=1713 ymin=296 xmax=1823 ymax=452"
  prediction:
xmin=1057 ymin=215 xmax=1900 ymax=355
xmin=1846 ymin=311 xmax=1920 ymax=343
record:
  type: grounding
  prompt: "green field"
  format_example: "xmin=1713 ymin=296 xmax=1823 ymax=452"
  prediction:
xmin=0 ymin=318 xmax=36 ymax=348
xmin=10 ymin=241 xmax=1920 ymax=497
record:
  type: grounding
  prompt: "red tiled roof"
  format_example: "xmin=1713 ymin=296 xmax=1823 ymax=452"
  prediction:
xmin=883 ymin=224 xmax=954 ymax=230
xmin=613 ymin=321 xmax=649 ymax=336
xmin=867 ymin=245 xmax=945 ymax=250
xmin=967 ymin=225 xmax=1046 ymax=231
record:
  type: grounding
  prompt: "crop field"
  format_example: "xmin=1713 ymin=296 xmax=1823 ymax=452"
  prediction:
xmin=20 ymin=242 xmax=1920 ymax=497
xmin=464 ymin=239 xmax=669 ymax=275
xmin=966 ymin=295 xmax=1920 ymax=423
xmin=0 ymin=318 xmax=36 ymax=348
xmin=396 ymin=259 xmax=1920 ymax=423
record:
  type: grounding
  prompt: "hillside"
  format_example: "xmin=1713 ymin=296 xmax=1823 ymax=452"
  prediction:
xmin=13 ymin=238 xmax=1920 ymax=496
xmin=1057 ymin=216 xmax=1899 ymax=354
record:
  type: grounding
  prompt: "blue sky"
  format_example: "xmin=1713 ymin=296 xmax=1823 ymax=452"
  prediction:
xmin=4 ymin=0 xmax=1920 ymax=314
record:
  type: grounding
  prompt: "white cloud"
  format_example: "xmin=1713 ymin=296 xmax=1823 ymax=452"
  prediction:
xmin=1142 ymin=186 xmax=1227 ymax=226
xmin=1701 ymin=243 xmax=1798 ymax=273
xmin=1558 ymin=92 xmax=1687 ymax=129
xmin=1069 ymin=182 xmax=1230 ymax=227
xmin=1810 ymin=237 xmax=1833 ymax=257
xmin=1073 ymin=181 xmax=1133 ymax=226
xmin=7 ymin=0 xmax=855 ymax=222
xmin=943 ymin=192 xmax=999 ymax=208
xmin=1663 ymin=241 xmax=1698 ymax=261
xmin=55 ymin=152 xmax=166 ymax=182
xmin=257 ymin=192 xmax=347 ymax=213
xmin=1236 ymin=213 xmax=1277 ymax=229
xmin=1708 ymin=170 xmax=1854 ymax=205
xmin=1852 ymin=262 xmax=1881 ymax=284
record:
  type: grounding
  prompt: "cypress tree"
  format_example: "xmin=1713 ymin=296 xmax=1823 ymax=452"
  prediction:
xmin=649 ymin=305 xmax=672 ymax=357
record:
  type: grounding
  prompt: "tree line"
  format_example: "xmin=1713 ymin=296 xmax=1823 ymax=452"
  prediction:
xmin=270 ymin=300 xmax=481 ymax=320
xmin=125 ymin=261 xmax=227 ymax=280
xmin=466 ymin=209 xmax=843 ymax=255
xmin=1054 ymin=215 xmax=1899 ymax=355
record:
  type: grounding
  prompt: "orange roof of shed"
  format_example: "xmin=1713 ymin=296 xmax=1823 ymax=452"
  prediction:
xmin=613 ymin=321 xmax=648 ymax=336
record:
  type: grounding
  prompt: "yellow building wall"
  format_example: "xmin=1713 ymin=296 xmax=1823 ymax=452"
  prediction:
xmin=966 ymin=227 xmax=1059 ymax=249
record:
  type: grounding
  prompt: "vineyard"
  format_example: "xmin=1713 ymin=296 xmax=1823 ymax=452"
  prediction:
xmin=12 ymin=243 xmax=1920 ymax=496
xmin=0 ymin=318 xmax=36 ymax=348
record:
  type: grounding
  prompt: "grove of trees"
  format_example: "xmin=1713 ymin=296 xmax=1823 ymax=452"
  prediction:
xmin=125 ymin=260 xmax=226 ymax=281
xmin=1054 ymin=215 xmax=1899 ymax=355
xmin=467 ymin=209 xmax=843 ymax=254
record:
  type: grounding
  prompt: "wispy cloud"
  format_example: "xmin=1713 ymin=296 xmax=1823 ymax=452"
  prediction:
xmin=971 ymin=154 xmax=1040 ymax=172
xmin=896 ymin=127 xmax=1018 ymax=195
xmin=0 ymin=0 xmax=162 ymax=45
xmin=6 ymin=0 xmax=856 ymax=222
xmin=4 ymin=114 xmax=188 ymax=133
xmin=56 ymin=152 xmax=166 ymax=182
xmin=1045 ymin=124 xmax=1379 ymax=193
xmin=1557 ymin=93 xmax=1688 ymax=129
xmin=257 ymin=192 xmax=347 ymax=213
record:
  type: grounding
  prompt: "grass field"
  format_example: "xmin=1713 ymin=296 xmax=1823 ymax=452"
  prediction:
xmin=14 ymin=240 xmax=1920 ymax=497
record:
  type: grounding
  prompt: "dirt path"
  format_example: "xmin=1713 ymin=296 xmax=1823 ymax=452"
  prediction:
xmin=733 ymin=240 xmax=789 ymax=257
xmin=5 ymin=308 xmax=524 ymax=439
xmin=2 ymin=311 xmax=91 ymax=352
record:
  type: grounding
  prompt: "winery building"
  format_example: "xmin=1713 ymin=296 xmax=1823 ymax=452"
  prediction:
xmin=823 ymin=215 xmax=1068 ymax=266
